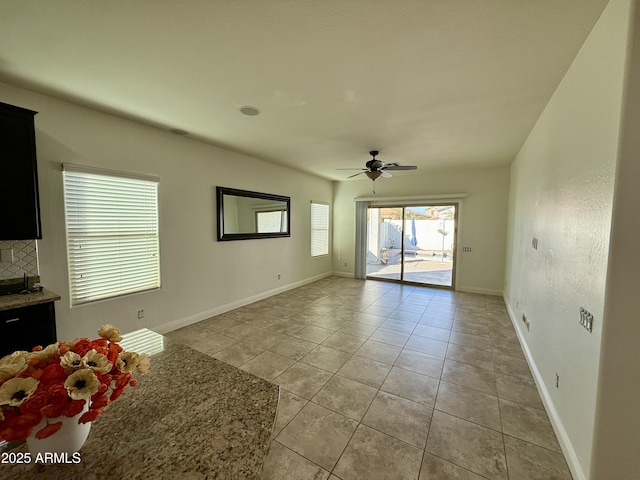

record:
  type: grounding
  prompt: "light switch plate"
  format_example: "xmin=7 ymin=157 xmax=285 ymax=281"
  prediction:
xmin=579 ymin=307 xmax=593 ymax=332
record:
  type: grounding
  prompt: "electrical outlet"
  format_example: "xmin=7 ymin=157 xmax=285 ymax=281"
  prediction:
xmin=555 ymin=373 xmax=560 ymax=388
xmin=579 ymin=307 xmax=593 ymax=332
xmin=343 ymin=262 xmax=347 ymax=267
xmin=463 ymin=246 xmax=471 ymax=252
xmin=277 ymin=274 xmax=281 ymax=280
xmin=532 ymin=237 xmax=539 ymax=250
xmin=137 ymin=309 xmax=144 ymax=319
xmin=521 ymin=313 xmax=530 ymax=331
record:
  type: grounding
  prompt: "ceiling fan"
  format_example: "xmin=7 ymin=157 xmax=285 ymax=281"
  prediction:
xmin=337 ymin=151 xmax=417 ymax=181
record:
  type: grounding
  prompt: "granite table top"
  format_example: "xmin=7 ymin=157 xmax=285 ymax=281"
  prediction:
xmin=0 ymin=288 xmax=61 ymax=312
xmin=1 ymin=331 xmax=280 ymax=480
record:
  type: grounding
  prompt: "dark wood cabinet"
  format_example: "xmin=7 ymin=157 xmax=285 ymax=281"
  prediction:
xmin=0 ymin=302 xmax=56 ymax=356
xmin=0 ymin=101 xmax=42 ymax=240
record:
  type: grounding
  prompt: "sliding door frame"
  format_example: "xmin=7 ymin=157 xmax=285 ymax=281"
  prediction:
xmin=364 ymin=202 xmax=459 ymax=290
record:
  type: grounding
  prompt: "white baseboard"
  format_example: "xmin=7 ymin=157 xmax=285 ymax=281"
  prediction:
xmin=503 ymin=292 xmax=585 ymax=480
xmin=456 ymin=285 xmax=503 ymax=296
xmin=154 ymin=272 xmax=334 ymax=334
xmin=331 ymin=270 xmax=355 ymax=278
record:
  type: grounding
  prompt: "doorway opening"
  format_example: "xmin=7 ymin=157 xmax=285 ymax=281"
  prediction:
xmin=365 ymin=204 xmax=457 ymax=288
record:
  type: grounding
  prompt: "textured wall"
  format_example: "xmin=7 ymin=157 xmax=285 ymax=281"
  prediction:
xmin=503 ymin=0 xmax=631 ymax=478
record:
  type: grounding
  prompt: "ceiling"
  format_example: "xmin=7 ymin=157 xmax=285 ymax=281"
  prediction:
xmin=0 ymin=0 xmax=609 ymax=181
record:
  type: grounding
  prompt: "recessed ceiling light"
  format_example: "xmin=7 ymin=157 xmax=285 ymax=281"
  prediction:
xmin=240 ymin=106 xmax=261 ymax=116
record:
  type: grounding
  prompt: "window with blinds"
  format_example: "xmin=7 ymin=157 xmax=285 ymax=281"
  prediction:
xmin=63 ymin=164 xmax=160 ymax=305
xmin=311 ymin=202 xmax=329 ymax=257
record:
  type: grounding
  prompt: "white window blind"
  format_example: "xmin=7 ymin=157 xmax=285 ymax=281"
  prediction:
xmin=311 ymin=202 xmax=329 ymax=257
xmin=257 ymin=210 xmax=288 ymax=233
xmin=63 ymin=164 xmax=160 ymax=305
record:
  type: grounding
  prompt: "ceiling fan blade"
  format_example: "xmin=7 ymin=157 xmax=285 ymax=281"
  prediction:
xmin=336 ymin=168 xmax=367 ymax=171
xmin=383 ymin=165 xmax=417 ymax=171
xmin=380 ymin=170 xmax=392 ymax=178
xmin=347 ymin=171 xmax=366 ymax=178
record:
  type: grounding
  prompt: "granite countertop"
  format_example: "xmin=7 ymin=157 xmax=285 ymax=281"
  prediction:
xmin=1 ymin=331 xmax=280 ymax=479
xmin=0 ymin=289 xmax=61 ymax=312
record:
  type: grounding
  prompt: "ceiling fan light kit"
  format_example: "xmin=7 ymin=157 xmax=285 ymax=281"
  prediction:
xmin=337 ymin=150 xmax=418 ymax=192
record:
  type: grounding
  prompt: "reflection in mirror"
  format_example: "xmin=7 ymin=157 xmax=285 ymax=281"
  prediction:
xmin=217 ymin=187 xmax=291 ymax=241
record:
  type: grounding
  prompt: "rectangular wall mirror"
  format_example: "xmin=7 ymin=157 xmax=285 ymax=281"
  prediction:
xmin=216 ymin=186 xmax=291 ymax=241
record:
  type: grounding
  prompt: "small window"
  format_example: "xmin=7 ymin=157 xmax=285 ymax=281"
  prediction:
xmin=63 ymin=164 xmax=160 ymax=305
xmin=256 ymin=210 xmax=288 ymax=233
xmin=311 ymin=202 xmax=329 ymax=257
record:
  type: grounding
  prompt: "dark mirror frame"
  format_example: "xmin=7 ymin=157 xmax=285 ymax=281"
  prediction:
xmin=216 ymin=186 xmax=291 ymax=241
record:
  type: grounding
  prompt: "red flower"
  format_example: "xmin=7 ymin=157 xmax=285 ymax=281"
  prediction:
xmin=0 ymin=408 xmax=20 ymax=426
xmin=35 ymin=422 xmax=63 ymax=439
xmin=91 ymin=383 xmax=109 ymax=402
xmin=107 ymin=343 xmax=122 ymax=364
xmin=0 ymin=426 xmax=31 ymax=442
xmin=27 ymin=357 xmax=40 ymax=367
xmin=48 ymin=381 xmax=69 ymax=406
xmin=63 ymin=399 xmax=86 ymax=417
xmin=73 ymin=339 xmax=92 ymax=357
xmin=13 ymin=413 xmax=41 ymax=431
xmin=19 ymin=388 xmax=49 ymax=415
xmin=91 ymin=339 xmax=108 ymax=352
xmin=110 ymin=387 xmax=125 ymax=401
xmin=90 ymin=396 xmax=110 ymax=410
xmin=115 ymin=373 xmax=132 ymax=389
xmin=79 ymin=408 xmax=102 ymax=424
xmin=40 ymin=363 xmax=67 ymax=384
xmin=40 ymin=403 xmax=65 ymax=418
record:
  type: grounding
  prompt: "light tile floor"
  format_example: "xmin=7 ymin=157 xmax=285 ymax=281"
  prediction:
xmin=165 ymin=276 xmax=573 ymax=480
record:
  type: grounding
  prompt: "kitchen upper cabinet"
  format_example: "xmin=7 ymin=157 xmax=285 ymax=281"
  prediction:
xmin=0 ymin=101 xmax=42 ymax=240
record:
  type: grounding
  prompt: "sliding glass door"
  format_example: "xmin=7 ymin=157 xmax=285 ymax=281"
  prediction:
xmin=365 ymin=204 xmax=457 ymax=288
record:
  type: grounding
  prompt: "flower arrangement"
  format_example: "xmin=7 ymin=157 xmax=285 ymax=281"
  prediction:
xmin=0 ymin=324 xmax=149 ymax=442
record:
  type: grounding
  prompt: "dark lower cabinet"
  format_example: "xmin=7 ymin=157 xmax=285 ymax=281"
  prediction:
xmin=0 ymin=302 xmax=57 ymax=356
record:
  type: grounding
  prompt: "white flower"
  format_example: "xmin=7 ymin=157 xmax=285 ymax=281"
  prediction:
xmin=0 ymin=377 xmax=39 ymax=407
xmin=136 ymin=353 xmax=150 ymax=375
xmin=29 ymin=342 xmax=60 ymax=361
xmin=60 ymin=351 xmax=83 ymax=370
xmin=98 ymin=324 xmax=123 ymax=342
xmin=116 ymin=351 xmax=139 ymax=373
xmin=0 ymin=352 xmax=29 ymax=382
xmin=0 ymin=351 xmax=30 ymax=365
xmin=64 ymin=369 xmax=100 ymax=400
xmin=82 ymin=349 xmax=112 ymax=374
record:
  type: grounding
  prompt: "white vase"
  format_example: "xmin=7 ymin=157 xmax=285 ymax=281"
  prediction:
xmin=26 ymin=401 xmax=92 ymax=455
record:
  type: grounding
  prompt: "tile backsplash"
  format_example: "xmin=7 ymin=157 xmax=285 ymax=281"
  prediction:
xmin=0 ymin=240 xmax=39 ymax=280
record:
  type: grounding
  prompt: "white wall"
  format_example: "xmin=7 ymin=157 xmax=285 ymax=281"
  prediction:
xmin=591 ymin=0 xmax=640 ymax=477
xmin=503 ymin=0 xmax=632 ymax=478
xmin=0 ymin=82 xmax=333 ymax=340
xmin=332 ymin=165 xmax=510 ymax=294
